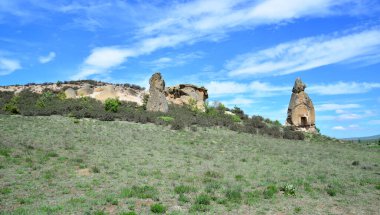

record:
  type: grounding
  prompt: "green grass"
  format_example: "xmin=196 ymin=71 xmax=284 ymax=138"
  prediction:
xmin=0 ymin=115 xmax=379 ymax=214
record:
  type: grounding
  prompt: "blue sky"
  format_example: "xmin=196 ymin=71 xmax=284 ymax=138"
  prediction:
xmin=1 ymin=0 xmax=380 ymax=138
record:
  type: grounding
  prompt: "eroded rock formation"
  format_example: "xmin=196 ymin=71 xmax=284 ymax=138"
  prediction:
xmin=0 ymin=82 xmax=146 ymax=105
xmin=286 ymin=78 xmax=317 ymax=133
xmin=146 ymin=73 xmax=168 ymax=112
xmin=165 ymin=84 xmax=208 ymax=111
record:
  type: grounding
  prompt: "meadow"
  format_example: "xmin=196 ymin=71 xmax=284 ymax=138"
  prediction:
xmin=0 ymin=115 xmax=379 ymax=214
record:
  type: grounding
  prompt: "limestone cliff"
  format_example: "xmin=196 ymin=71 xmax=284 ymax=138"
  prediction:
xmin=165 ymin=84 xmax=208 ymax=111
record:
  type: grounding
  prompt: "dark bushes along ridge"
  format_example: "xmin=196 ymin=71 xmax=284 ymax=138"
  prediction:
xmin=0 ymin=89 xmax=304 ymax=140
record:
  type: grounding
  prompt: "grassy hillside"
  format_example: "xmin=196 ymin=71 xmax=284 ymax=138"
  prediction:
xmin=0 ymin=115 xmax=379 ymax=214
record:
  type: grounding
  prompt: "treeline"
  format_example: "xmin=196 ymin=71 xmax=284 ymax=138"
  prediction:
xmin=0 ymin=90 xmax=304 ymax=140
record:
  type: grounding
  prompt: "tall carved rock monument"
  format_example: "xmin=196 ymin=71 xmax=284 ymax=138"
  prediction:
xmin=146 ymin=73 xmax=169 ymax=113
xmin=286 ymin=78 xmax=317 ymax=133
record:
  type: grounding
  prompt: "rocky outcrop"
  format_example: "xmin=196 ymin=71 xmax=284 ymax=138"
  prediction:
xmin=146 ymin=73 xmax=168 ymax=112
xmin=77 ymin=84 xmax=93 ymax=96
xmin=165 ymin=84 xmax=208 ymax=111
xmin=286 ymin=78 xmax=317 ymax=133
xmin=94 ymin=85 xmax=118 ymax=102
xmin=64 ymin=88 xmax=76 ymax=99
xmin=0 ymin=82 xmax=146 ymax=105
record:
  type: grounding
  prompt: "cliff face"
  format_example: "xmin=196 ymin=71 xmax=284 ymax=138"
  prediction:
xmin=0 ymin=81 xmax=209 ymax=110
xmin=165 ymin=84 xmax=208 ymax=111
xmin=0 ymin=81 xmax=146 ymax=105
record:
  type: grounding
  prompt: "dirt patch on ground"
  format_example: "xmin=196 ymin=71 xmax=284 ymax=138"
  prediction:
xmin=76 ymin=168 xmax=91 ymax=176
xmin=135 ymin=199 xmax=154 ymax=211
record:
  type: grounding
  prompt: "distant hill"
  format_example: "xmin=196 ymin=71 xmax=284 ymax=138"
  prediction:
xmin=343 ymin=134 xmax=380 ymax=141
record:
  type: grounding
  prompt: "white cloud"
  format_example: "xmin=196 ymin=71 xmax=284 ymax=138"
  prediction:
xmin=206 ymin=80 xmax=380 ymax=98
xmin=145 ymin=52 xmax=203 ymax=70
xmin=222 ymin=97 xmax=255 ymax=106
xmin=316 ymin=103 xmax=361 ymax=111
xmin=206 ymin=81 xmax=249 ymax=95
xmin=0 ymin=57 xmax=21 ymax=75
xmin=308 ymin=82 xmax=380 ymax=95
xmin=72 ymin=0 xmax=370 ymax=79
xmin=332 ymin=124 xmax=360 ymax=130
xmin=39 ymin=52 xmax=56 ymax=64
xmin=72 ymin=47 xmax=134 ymax=80
xmin=84 ymin=47 xmax=132 ymax=69
xmin=332 ymin=126 xmax=346 ymax=130
xmin=227 ymin=29 xmax=380 ymax=77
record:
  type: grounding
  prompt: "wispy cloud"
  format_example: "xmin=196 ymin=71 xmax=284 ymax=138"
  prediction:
xmin=71 ymin=47 xmax=134 ymax=80
xmin=316 ymin=103 xmax=361 ymax=111
xmin=308 ymin=82 xmax=380 ymax=95
xmin=0 ymin=57 xmax=21 ymax=75
xmin=39 ymin=52 xmax=56 ymax=64
xmin=222 ymin=97 xmax=255 ymax=106
xmin=144 ymin=52 xmax=203 ymax=70
xmin=70 ymin=0 xmax=371 ymax=79
xmin=227 ymin=28 xmax=380 ymax=77
xmin=206 ymin=80 xmax=380 ymax=97
xmin=332 ymin=124 xmax=359 ymax=130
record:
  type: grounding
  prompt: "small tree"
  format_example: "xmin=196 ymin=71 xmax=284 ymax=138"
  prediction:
xmin=105 ymin=98 xmax=121 ymax=113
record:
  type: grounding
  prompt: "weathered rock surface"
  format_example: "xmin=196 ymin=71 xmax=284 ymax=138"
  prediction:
xmin=286 ymin=78 xmax=317 ymax=133
xmin=165 ymin=84 xmax=208 ymax=111
xmin=64 ymin=88 xmax=76 ymax=99
xmin=146 ymin=73 xmax=168 ymax=112
xmin=77 ymin=84 xmax=93 ymax=96
xmin=94 ymin=85 xmax=118 ymax=102
xmin=0 ymin=82 xmax=146 ymax=105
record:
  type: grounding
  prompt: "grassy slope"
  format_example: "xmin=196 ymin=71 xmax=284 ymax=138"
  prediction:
xmin=0 ymin=115 xmax=379 ymax=215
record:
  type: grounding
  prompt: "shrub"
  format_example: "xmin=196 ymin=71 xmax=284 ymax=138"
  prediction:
xmin=150 ymin=203 xmax=167 ymax=214
xmin=0 ymin=91 xmax=15 ymax=113
xmin=171 ymin=119 xmax=185 ymax=130
xmin=280 ymin=184 xmax=296 ymax=196
xmin=230 ymin=114 xmax=241 ymax=123
xmin=263 ymin=185 xmax=278 ymax=199
xmin=283 ymin=127 xmax=305 ymax=140
xmin=36 ymin=91 xmax=55 ymax=108
xmin=178 ymin=194 xmax=190 ymax=203
xmin=231 ymin=106 xmax=248 ymax=120
xmin=174 ymin=185 xmax=195 ymax=194
xmin=158 ymin=116 xmax=174 ymax=123
xmin=120 ymin=185 xmax=158 ymax=200
xmin=225 ymin=187 xmax=242 ymax=203
xmin=195 ymin=194 xmax=211 ymax=205
xmin=3 ymin=95 xmax=19 ymax=114
xmin=142 ymin=94 xmax=149 ymax=110
xmin=104 ymin=98 xmax=121 ymax=112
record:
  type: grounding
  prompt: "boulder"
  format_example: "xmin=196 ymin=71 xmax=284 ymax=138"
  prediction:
xmin=285 ymin=78 xmax=317 ymax=133
xmin=94 ymin=85 xmax=118 ymax=102
xmin=64 ymin=88 xmax=76 ymax=99
xmin=77 ymin=84 xmax=93 ymax=96
xmin=165 ymin=84 xmax=208 ymax=111
xmin=146 ymin=73 xmax=168 ymax=112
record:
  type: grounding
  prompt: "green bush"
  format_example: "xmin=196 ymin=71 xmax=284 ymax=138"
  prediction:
xmin=225 ymin=187 xmax=242 ymax=203
xmin=36 ymin=91 xmax=55 ymax=108
xmin=174 ymin=184 xmax=195 ymax=194
xmin=158 ymin=116 xmax=174 ymax=123
xmin=150 ymin=203 xmax=167 ymax=214
xmin=194 ymin=193 xmax=211 ymax=205
xmin=3 ymin=95 xmax=19 ymax=114
xmin=280 ymin=184 xmax=296 ymax=196
xmin=0 ymin=91 xmax=15 ymax=114
xmin=120 ymin=185 xmax=158 ymax=200
xmin=104 ymin=98 xmax=121 ymax=112
xmin=263 ymin=185 xmax=278 ymax=199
